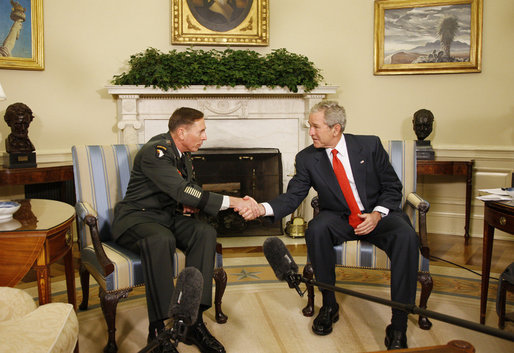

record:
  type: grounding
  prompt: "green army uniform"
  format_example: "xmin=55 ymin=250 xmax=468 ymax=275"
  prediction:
xmin=112 ymin=132 xmax=224 ymax=323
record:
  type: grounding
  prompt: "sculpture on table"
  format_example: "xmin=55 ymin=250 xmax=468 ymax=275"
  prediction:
xmin=3 ymin=102 xmax=37 ymax=168
xmin=412 ymin=109 xmax=435 ymax=160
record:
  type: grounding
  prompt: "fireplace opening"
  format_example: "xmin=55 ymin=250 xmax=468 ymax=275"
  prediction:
xmin=192 ymin=148 xmax=283 ymax=236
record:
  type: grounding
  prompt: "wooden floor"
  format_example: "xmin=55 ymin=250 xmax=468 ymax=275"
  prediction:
xmin=19 ymin=233 xmax=514 ymax=285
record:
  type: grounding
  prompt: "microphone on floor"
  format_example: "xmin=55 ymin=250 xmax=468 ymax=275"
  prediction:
xmin=168 ymin=266 xmax=204 ymax=342
xmin=263 ymin=236 xmax=304 ymax=297
xmin=138 ymin=267 xmax=203 ymax=353
xmin=263 ymin=236 xmax=514 ymax=343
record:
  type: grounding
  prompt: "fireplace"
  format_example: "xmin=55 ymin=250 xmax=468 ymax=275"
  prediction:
xmin=192 ymin=148 xmax=282 ymax=236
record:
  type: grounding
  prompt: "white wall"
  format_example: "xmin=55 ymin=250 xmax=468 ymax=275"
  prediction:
xmin=0 ymin=1 xmax=513 ymax=153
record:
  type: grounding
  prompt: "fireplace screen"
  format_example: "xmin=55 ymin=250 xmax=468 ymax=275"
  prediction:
xmin=192 ymin=148 xmax=283 ymax=236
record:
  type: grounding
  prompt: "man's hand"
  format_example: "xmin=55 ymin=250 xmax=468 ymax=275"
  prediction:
xmin=238 ymin=198 xmax=265 ymax=221
xmin=230 ymin=196 xmax=262 ymax=220
xmin=354 ymin=211 xmax=382 ymax=236
xmin=183 ymin=205 xmax=199 ymax=214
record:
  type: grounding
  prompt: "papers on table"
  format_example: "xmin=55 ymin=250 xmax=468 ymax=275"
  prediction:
xmin=476 ymin=188 xmax=513 ymax=201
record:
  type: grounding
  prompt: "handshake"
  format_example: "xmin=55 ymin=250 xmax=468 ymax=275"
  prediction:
xmin=230 ymin=196 xmax=265 ymax=221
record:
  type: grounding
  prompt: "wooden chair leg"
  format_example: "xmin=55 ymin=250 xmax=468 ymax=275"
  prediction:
xmin=78 ymin=263 xmax=90 ymax=311
xmin=213 ymin=267 xmax=228 ymax=324
xmin=417 ymin=271 xmax=433 ymax=330
xmin=302 ymin=263 xmax=315 ymax=317
xmin=99 ymin=287 xmax=131 ymax=353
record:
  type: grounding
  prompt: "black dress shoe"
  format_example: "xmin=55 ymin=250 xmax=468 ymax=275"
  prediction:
xmin=312 ymin=304 xmax=339 ymax=335
xmin=384 ymin=324 xmax=408 ymax=350
xmin=184 ymin=321 xmax=226 ymax=353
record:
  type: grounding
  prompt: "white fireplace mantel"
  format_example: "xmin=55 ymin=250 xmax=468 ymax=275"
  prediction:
xmin=107 ymin=84 xmax=338 ymax=197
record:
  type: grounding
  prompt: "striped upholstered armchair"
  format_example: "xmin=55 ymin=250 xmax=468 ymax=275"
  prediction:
xmin=72 ymin=145 xmax=228 ymax=353
xmin=302 ymin=140 xmax=433 ymax=330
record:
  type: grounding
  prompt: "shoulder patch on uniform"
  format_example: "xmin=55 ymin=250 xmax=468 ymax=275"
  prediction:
xmin=155 ymin=145 xmax=167 ymax=158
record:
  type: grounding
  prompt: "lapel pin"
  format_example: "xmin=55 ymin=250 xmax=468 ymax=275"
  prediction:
xmin=360 ymin=160 xmax=365 ymax=164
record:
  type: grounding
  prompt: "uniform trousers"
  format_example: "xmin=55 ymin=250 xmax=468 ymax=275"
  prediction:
xmin=305 ymin=210 xmax=419 ymax=327
xmin=116 ymin=215 xmax=217 ymax=323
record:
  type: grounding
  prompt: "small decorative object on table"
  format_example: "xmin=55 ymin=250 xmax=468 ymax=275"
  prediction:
xmin=0 ymin=201 xmax=21 ymax=222
xmin=3 ymin=103 xmax=37 ymax=168
xmin=413 ymin=108 xmax=435 ymax=160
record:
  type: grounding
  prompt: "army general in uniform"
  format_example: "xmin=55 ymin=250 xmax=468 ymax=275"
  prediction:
xmin=112 ymin=107 xmax=258 ymax=353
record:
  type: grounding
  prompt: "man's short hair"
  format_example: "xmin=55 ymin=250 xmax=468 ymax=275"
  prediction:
xmin=310 ymin=100 xmax=346 ymax=131
xmin=168 ymin=107 xmax=204 ymax=132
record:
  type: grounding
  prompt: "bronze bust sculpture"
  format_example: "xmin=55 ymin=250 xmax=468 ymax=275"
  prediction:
xmin=412 ymin=109 xmax=435 ymax=160
xmin=3 ymin=102 xmax=37 ymax=168
xmin=4 ymin=102 xmax=35 ymax=153
xmin=412 ymin=109 xmax=434 ymax=141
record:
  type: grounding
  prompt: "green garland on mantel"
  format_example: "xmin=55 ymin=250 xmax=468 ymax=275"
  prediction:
xmin=111 ymin=47 xmax=324 ymax=93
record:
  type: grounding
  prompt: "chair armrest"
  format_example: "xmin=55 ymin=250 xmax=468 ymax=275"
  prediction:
xmin=406 ymin=192 xmax=430 ymax=259
xmin=75 ymin=202 xmax=115 ymax=277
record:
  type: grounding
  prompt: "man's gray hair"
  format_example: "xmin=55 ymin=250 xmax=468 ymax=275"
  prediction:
xmin=310 ymin=100 xmax=346 ymax=131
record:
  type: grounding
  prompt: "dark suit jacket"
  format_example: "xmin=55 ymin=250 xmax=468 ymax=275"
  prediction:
xmin=269 ymin=134 xmax=403 ymax=221
xmin=112 ymin=132 xmax=224 ymax=240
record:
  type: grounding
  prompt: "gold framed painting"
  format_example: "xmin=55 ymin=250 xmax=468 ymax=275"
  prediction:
xmin=374 ymin=0 xmax=482 ymax=75
xmin=172 ymin=0 xmax=269 ymax=46
xmin=0 ymin=0 xmax=44 ymax=70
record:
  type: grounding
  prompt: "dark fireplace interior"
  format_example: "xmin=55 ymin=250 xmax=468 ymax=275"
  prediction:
xmin=192 ymin=148 xmax=283 ymax=236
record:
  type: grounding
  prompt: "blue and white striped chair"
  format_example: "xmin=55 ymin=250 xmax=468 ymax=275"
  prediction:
xmin=302 ymin=140 xmax=433 ymax=330
xmin=72 ymin=145 xmax=228 ymax=353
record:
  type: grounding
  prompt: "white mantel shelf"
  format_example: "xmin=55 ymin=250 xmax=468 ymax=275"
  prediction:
xmin=106 ymin=85 xmax=338 ymax=96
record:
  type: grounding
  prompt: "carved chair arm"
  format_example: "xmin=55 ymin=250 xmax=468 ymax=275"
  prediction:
xmin=406 ymin=192 xmax=430 ymax=259
xmin=75 ymin=202 xmax=115 ymax=277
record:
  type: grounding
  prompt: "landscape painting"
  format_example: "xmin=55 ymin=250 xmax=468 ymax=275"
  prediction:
xmin=374 ymin=0 xmax=482 ymax=75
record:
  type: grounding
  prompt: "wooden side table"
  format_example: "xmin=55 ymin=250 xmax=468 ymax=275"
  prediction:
xmin=417 ymin=160 xmax=474 ymax=241
xmin=0 ymin=199 xmax=76 ymax=308
xmin=480 ymin=200 xmax=514 ymax=324
xmin=0 ymin=162 xmax=74 ymax=203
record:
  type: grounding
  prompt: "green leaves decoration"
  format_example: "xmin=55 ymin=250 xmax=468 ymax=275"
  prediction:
xmin=112 ymin=48 xmax=323 ymax=93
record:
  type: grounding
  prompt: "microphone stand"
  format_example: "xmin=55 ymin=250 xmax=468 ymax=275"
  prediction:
xmin=137 ymin=326 xmax=182 ymax=353
xmin=288 ymin=273 xmax=514 ymax=342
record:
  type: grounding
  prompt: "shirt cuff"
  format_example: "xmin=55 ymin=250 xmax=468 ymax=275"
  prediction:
xmin=373 ymin=206 xmax=389 ymax=217
xmin=262 ymin=202 xmax=274 ymax=216
xmin=220 ymin=195 xmax=230 ymax=210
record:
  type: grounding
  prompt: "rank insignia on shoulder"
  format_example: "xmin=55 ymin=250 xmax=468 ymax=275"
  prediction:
xmin=155 ymin=145 xmax=167 ymax=158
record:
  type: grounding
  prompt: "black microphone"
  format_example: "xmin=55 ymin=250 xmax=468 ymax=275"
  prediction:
xmin=263 ymin=236 xmax=304 ymax=296
xmin=168 ymin=266 xmax=204 ymax=342
xmin=138 ymin=267 xmax=204 ymax=353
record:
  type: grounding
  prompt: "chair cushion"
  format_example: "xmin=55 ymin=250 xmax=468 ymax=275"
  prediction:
xmin=81 ymin=241 xmax=186 ymax=291
xmin=334 ymin=241 xmax=429 ymax=272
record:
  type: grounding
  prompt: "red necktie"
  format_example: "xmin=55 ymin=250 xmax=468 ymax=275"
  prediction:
xmin=331 ymin=149 xmax=362 ymax=228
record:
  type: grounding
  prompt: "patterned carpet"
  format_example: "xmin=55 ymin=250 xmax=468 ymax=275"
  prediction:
xmin=26 ymin=261 xmax=514 ymax=353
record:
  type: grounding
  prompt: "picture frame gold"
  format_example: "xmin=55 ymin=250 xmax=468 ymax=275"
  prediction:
xmin=374 ymin=0 xmax=482 ymax=75
xmin=172 ymin=0 xmax=269 ymax=46
xmin=0 ymin=0 xmax=44 ymax=70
